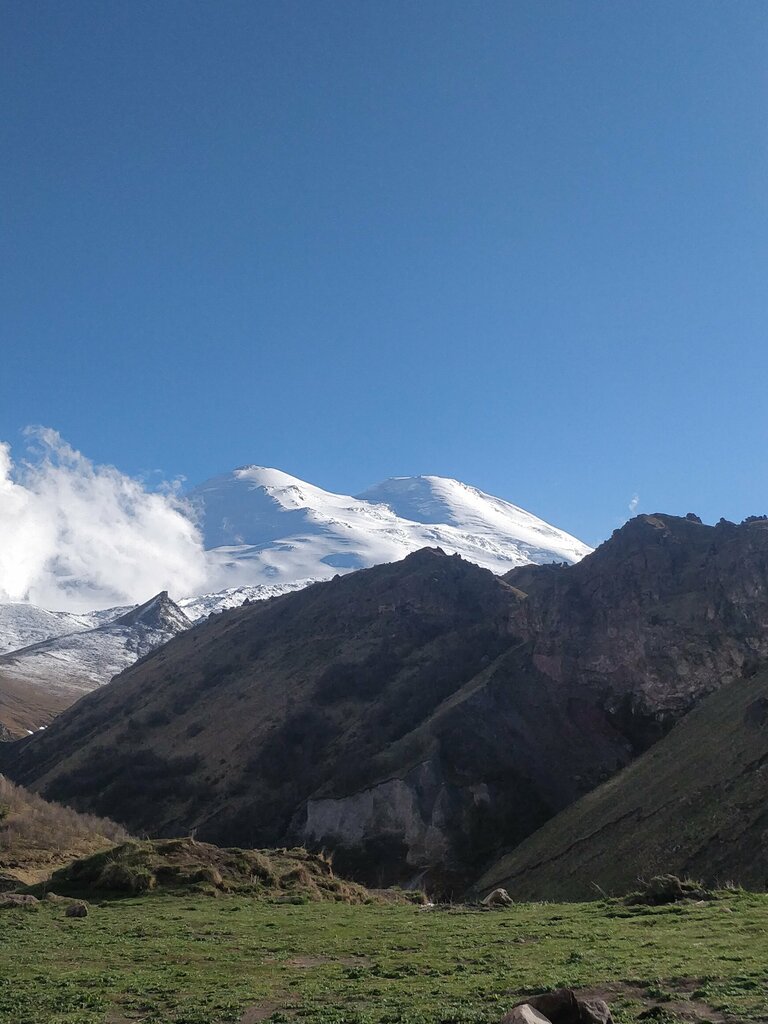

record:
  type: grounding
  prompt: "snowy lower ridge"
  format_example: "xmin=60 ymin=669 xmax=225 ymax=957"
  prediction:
xmin=178 ymin=579 xmax=316 ymax=621
xmin=0 ymin=603 xmax=132 ymax=657
xmin=0 ymin=593 xmax=190 ymax=702
xmin=0 ymin=585 xmax=312 ymax=735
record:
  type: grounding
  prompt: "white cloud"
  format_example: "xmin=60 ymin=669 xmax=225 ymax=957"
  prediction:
xmin=0 ymin=428 xmax=208 ymax=611
xmin=628 ymin=493 xmax=640 ymax=515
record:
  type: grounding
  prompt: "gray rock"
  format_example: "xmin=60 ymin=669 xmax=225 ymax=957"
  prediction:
xmin=65 ymin=901 xmax=89 ymax=918
xmin=518 ymin=990 xmax=580 ymax=1024
xmin=501 ymin=1005 xmax=553 ymax=1024
xmin=0 ymin=893 xmax=39 ymax=909
xmin=510 ymin=990 xmax=614 ymax=1024
xmin=0 ymin=871 xmax=21 ymax=893
xmin=577 ymin=1000 xmax=614 ymax=1024
xmin=481 ymin=887 xmax=514 ymax=908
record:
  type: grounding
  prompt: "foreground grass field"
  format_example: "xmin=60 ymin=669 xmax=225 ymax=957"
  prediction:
xmin=2 ymin=891 xmax=768 ymax=1024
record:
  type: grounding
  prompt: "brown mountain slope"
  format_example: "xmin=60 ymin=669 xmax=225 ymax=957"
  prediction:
xmin=5 ymin=516 xmax=768 ymax=891
xmin=473 ymin=663 xmax=768 ymax=901
xmin=0 ymin=774 xmax=128 ymax=886
xmin=1 ymin=549 xmax=638 ymax=890
xmin=0 ymin=677 xmax=72 ymax=741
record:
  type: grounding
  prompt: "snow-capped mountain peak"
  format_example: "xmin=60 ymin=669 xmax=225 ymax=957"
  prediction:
xmin=0 ymin=464 xmax=591 ymax=738
xmin=357 ymin=475 xmax=589 ymax=562
xmin=233 ymin=465 xmax=334 ymax=502
xmin=189 ymin=465 xmax=356 ymax=548
xmin=190 ymin=467 xmax=591 ymax=594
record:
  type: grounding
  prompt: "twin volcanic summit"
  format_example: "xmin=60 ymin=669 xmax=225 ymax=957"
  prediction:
xmin=4 ymin=465 xmax=768 ymax=899
xmin=0 ymin=467 xmax=589 ymax=736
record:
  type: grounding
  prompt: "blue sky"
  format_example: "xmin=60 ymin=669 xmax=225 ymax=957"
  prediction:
xmin=1 ymin=0 xmax=766 ymax=547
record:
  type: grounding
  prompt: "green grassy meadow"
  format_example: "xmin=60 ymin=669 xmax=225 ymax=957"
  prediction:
xmin=3 ymin=892 xmax=768 ymax=1024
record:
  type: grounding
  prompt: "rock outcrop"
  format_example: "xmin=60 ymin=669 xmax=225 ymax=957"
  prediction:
xmin=502 ymin=989 xmax=614 ymax=1024
xmin=506 ymin=515 xmax=768 ymax=744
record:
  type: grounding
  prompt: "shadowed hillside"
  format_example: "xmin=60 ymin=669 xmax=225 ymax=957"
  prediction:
xmin=474 ymin=664 xmax=768 ymax=900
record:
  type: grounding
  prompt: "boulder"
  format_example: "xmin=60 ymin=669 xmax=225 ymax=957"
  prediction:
xmin=482 ymin=887 xmax=514 ymax=908
xmin=501 ymin=1005 xmax=553 ymax=1024
xmin=0 ymin=871 xmax=21 ymax=893
xmin=518 ymin=990 xmax=579 ymax=1024
xmin=65 ymin=901 xmax=89 ymax=918
xmin=509 ymin=990 xmax=613 ymax=1024
xmin=578 ymin=1000 xmax=614 ymax=1024
xmin=0 ymin=893 xmax=39 ymax=909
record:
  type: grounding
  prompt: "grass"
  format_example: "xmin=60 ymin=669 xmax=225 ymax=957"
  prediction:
xmin=42 ymin=838 xmax=375 ymax=903
xmin=3 ymin=890 xmax=768 ymax=1024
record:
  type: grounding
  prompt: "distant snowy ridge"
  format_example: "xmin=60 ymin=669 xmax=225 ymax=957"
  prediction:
xmin=0 ymin=592 xmax=190 ymax=700
xmin=357 ymin=475 xmax=587 ymax=562
xmin=0 ymin=602 xmax=132 ymax=656
xmin=0 ymin=583 xmax=310 ymax=659
xmin=179 ymin=579 xmax=317 ymax=622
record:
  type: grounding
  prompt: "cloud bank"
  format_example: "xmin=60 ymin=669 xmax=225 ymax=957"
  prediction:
xmin=0 ymin=428 xmax=208 ymax=611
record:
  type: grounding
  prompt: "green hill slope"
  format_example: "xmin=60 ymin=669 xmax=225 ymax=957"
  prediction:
xmin=475 ymin=665 xmax=768 ymax=900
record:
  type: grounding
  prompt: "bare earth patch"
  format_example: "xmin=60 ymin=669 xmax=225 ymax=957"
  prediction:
xmin=576 ymin=982 xmax=735 ymax=1024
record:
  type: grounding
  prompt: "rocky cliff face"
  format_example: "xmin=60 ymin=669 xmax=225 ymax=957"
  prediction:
xmin=293 ymin=640 xmax=636 ymax=889
xmin=507 ymin=515 xmax=768 ymax=747
xmin=5 ymin=516 xmax=768 ymax=892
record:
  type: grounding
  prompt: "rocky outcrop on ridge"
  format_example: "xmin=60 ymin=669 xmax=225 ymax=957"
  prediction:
xmin=507 ymin=513 xmax=768 ymax=745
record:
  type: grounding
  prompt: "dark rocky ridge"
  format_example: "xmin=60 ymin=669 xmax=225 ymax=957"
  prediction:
xmin=506 ymin=514 xmax=768 ymax=747
xmin=4 ymin=515 xmax=768 ymax=892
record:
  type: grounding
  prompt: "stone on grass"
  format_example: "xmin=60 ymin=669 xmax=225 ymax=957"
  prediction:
xmin=519 ymin=989 xmax=580 ymax=1024
xmin=481 ymin=887 xmax=514 ymax=908
xmin=0 ymin=871 xmax=21 ymax=893
xmin=65 ymin=901 xmax=89 ymax=918
xmin=577 ymin=999 xmax=614 ymax=1024
xmin=501 ymin=1004 xmax=553 ymax=1024
xmin=0 ymin=893 xmax=39 ymax=909
xmin=507 ymin=990 xmax=614 ymax=1024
